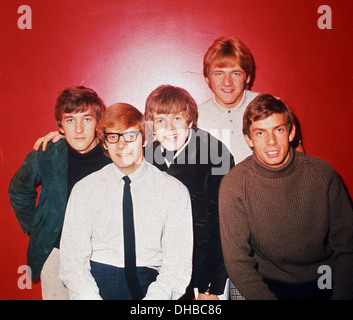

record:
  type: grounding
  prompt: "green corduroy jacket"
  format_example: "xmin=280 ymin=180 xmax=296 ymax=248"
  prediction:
xmin=8 ymin=140 xmax=68 ymax=280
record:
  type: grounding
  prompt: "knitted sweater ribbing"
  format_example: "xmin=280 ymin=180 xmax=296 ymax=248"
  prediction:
xmin=219 ymin=149 xmax=353 ymax=300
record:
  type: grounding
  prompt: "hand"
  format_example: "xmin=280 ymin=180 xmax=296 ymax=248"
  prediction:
xmin=33 ymin=131 xmax=63 ymax=151
xmin=197 ymin=293 xmax=219 ymax=300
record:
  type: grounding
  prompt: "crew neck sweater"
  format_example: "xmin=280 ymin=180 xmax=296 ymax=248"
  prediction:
xmin=219 ymin=148 xmax=353 ymax=300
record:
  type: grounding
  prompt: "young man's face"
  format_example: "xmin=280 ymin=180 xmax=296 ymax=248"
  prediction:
xmin=244 ymin=113 xmax=295 ymax=168
xmin=152 ymin=113 xmax=192 ymax=151
xmin=104 ymin=126 xmax=144 ymax=175
xmin=60 ymin=109 xmax=98 ymax=154
xmin=205 ymin=62 xmax=250 ymax=109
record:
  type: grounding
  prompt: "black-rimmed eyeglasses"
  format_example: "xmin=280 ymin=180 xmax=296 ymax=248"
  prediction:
xmin=104 ymin=131 xmax=141 ymax=144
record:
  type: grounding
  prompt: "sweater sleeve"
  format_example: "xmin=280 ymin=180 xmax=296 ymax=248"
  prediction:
xmin=326 ymin=169 xmax=353 ymax=300
xmin=219 ymin=167 xmax=277 ymax=300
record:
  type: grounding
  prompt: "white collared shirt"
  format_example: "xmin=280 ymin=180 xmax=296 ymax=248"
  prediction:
xmin=198 ymin=90 xmax=259 ymax=164
xmin=59 ymin=160 xmax=193 ymax=300
xmin=160 ymin=129 xmax=193 ymax=167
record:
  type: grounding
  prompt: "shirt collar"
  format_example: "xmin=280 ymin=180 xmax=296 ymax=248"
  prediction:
xmin=160 ymin=128 xmax=193 ymax=166
xmin=112 ymin=159 xmax=148 ymax=183
xmin=212 ymin=89 xmax=247 ymax=113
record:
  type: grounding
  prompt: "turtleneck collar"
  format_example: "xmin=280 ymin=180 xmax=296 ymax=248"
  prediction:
xmin=251 ymin=147 xmax=297 ymax=179
xmin=66 ymin=140 xmax=103 ymax=160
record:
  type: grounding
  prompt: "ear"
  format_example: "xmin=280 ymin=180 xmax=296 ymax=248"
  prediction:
xmin=102 ymin=142 xmax=108 ymax=150
xmin=245 ymin=75 xmax=251 ymax=85
xmin=205 ymin=76 xmax=212 ymax=89
xmin=289 ymin=124 xmax=296 ymax=143
xmin=244 ymin=134 xmax=254 ymax=148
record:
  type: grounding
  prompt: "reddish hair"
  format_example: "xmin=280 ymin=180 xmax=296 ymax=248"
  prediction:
xmin=97 ymin=103 xmax=150 ymax=146
xmin=203 ymin=36 xmax=255 ymax=89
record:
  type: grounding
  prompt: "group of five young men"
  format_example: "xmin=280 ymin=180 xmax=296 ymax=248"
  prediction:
xmin=9 ymin=37 xmax=353 ymax=300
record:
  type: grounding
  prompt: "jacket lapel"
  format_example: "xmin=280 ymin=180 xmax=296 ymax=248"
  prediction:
xmin=152 ymin=139 xmax=199 ymax=176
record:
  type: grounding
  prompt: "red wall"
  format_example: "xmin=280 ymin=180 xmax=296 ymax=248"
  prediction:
xmin=1 ymin=0 xmax=352 ymax=299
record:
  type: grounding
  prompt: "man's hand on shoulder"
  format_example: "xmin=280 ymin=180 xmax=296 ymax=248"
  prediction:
xmin=33 ymin=131 xmax=63 ymax=151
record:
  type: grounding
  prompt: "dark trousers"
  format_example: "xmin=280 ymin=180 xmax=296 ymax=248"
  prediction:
xmin=263 ymin=277 xmax=332 ymax=300
xmin=90 ymin=261 xmax=158 ymax=300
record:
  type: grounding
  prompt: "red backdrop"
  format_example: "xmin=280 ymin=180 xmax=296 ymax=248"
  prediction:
xmin=1 ymin=0 xmax=352 ymax=299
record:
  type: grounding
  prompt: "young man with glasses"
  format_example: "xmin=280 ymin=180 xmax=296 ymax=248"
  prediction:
xmin=59 ymin=103 xmax=193 ymax=300
xmin=8 ymin=86 xmax=111 ymax=299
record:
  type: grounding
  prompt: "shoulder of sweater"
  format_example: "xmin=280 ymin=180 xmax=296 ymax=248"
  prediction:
xmin=221 ymin=156 xmax=252 ymax=188
xmin=296 ymin=151 xmax=335 ymax=173
xmin=295 ymin=151 xmax=337 ymax=183
xmin=219 ymin=159 xmax=251 ymax=205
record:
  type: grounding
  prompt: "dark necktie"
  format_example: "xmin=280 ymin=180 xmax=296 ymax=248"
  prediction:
xmin=122 ymin=176 xmax=143 ymax=300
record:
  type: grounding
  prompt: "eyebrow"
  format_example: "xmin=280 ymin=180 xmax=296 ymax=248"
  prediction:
xmin=153 ymin=112 xmax=184 ymax=119
xmin=63 ymin=113 xmax=94 ymax=118
xmin=252 ymin=124 xmax=287 ymax=131
xmin=212 ymin=67 xmax=244 ymax=72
